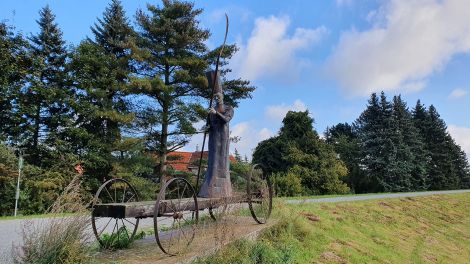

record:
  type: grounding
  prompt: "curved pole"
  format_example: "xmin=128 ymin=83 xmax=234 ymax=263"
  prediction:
xmin=195 ymin=14 xmax=229 ymax=193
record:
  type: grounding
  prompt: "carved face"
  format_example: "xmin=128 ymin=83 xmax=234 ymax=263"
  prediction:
xmin=215 ymin=92 xmax=224 ymax=104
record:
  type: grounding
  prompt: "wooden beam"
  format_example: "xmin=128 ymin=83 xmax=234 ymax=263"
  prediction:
xmin=92 ymin=195 xmax=247 ymax=219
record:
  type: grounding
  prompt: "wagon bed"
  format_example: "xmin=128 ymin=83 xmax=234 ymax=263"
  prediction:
xmin=90 ymin=166 xmax=272 ymax=255
xmin=93 ymin=195 xmax=249 ymax=219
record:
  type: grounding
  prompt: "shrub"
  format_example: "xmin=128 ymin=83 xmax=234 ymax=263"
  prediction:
xmin=12 ymin=173 xmax=92 ymax=264
xmin=273 ymin=171 xmax=303 ymax=197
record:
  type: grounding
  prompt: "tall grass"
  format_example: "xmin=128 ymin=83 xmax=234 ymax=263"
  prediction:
xmin=12 ymin=173 xmax=92 ymax=264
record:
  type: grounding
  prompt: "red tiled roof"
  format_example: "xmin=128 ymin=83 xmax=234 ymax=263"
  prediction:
xmin=167 ymin=151 xmax=237 ymax=172
xmin=167 ymin=151 xmax=193 ymax=172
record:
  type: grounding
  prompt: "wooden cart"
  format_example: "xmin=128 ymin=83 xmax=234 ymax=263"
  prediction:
xmin=90 ymin=165 xmax=272 ymax=255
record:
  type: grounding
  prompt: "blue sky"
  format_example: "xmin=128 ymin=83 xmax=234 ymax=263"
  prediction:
xmin=2 ymin=0 xmax=470 ymax=158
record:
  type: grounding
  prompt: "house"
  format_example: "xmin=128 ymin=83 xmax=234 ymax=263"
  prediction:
xmin=167 ymin=151 xmax=237 ymax=174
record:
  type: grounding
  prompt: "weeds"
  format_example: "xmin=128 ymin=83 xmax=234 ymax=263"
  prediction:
xmin=100 ymin=229 xmax=145 ymax=250
xmin=12 ymin=173 xmax=92 ymax=264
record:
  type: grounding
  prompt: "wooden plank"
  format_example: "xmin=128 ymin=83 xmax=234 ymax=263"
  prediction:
xmin=92 ymin=195 xmax=248 ymax=219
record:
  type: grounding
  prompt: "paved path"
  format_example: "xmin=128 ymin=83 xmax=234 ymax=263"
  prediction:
xmin=1 ymin=189 xmax=469 ymax=262
xmin=286 ymin=189 xmax=470 ymax=204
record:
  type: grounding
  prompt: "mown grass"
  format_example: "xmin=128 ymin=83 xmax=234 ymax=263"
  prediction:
xmin=0 ymin=212 xmax=76 ymax=221
xmin=194 ymin=193 xmax=470 ymax=264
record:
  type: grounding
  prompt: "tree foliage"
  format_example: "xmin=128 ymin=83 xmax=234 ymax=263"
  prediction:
xmin=253 ymin=111 xmax=349 ymax=195
xmin=130 ymin=0 xmax=254 ymax=181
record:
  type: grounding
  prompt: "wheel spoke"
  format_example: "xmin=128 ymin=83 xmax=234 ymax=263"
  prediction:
xmin=121 ymin=185 xmax=127 ymax=203
xmin=126 ymin=193 xmax=135 ymax=203
xmin=98 ymin=217 xmax=113 ymax=237
xmin=104 ymin=187 xmax=114 ymax=203
xmin=121 ymin=219 xmax=130 ymax=240
xmin=123 ymin=218 xmax=137 ymax=227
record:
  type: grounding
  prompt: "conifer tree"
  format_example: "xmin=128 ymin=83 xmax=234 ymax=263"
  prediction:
xmin=22 ymin=6 xmax=70 ymax=164
xmin=392 ymin=95 xmax=428 ymax=190
xmin=69 ymin=0 xmax=135 ymax=180
xmin=325 ymin=123 xmax=365 ymax=192
xmin=132 ymin=0 xmax=255 ymax=181
xmin=355 ymin=93 xmax=382 ymax=191
xmin=234 ymin=148 xmax=242 ymax=162
xmin=413 ymin=103 xmax=459 ymax=190
xmin=91 ymin=0 xmax=133 ymax=57
xmin=0 ymin=23 xmax=29 ymax=143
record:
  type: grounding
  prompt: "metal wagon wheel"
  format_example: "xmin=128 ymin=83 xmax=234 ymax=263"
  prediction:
xmin=154 ymin=177 xmax=199 ymax=255
xmin=247 ymin=165 xmax=273 ymax=224
xmin=208 ymin=199 xmax=229 ymax=221
xmin=91 ymin=178 xmax=140 ymax=249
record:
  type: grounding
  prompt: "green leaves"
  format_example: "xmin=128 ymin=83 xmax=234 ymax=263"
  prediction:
xmin=253 ymin=111 xmax=349 ymax=195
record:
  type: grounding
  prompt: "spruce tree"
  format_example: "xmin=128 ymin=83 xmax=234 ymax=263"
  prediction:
xmin=91 ymin=0 xmax=133 ymax=57
xmin=22 ymin=6 xmax=70 ymax=164
xmin=325 ymin=123 xmax=365 ymax=192
xmin=355 ymin=93 xmax=383 ymax=192
xmin=0 ymin=23 xmax=29 ymax=143
xmin=69 ymin=0 xmax=135 ymax=180
xmin=392 ymin=95 xmax=428 ymax=190
xmin=132 ymin=0 xmax=255 ymax=181
xmin=414 ymin=104 xmax=458 ymax=190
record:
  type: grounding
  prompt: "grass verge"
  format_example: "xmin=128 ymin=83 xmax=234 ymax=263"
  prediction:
xmin=194 ymin=193 xmax=470 ymax=263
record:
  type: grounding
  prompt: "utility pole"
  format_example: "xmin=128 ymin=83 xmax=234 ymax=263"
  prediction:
xmin=14 ymin=151 xmax=23 ymax=217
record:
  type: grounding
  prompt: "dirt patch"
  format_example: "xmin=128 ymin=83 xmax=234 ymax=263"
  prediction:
xmin=317 ymin=251 xmax=349 ymax=264
xmin=378 ymin=202 xmax=394 ymax=209
xmin=300 ymin=212 xmax=320 ymax=222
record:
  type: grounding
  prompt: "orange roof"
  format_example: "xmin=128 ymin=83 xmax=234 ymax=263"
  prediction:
xmin=167 ymin=151 xmax=237 ymax=172
xmin=167 ymin=151 xmax=193 ymax=172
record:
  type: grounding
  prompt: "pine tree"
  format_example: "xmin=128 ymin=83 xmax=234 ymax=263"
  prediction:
xmin=325 ymin=123 xmax=365 ymax=192
xmin=355 ymin=93 xmax=383 ymax=192
xmin=69 ymin=0 xmax=135 ymax=180
xmin=91 ymin=0 xmax=133 ymax=57
xmin=234 ymin=148 xmax=242 ymax=162
xmin=392 ymin=95 xmax=428 ymax=190
xmin=0 ymin=23 xmax=29 ymax=143
xmin=132 ymin=0 xmax=255 ymax=181
xmin=22 ymin=6 xmax=70 ymax=164
xmin=414 ymin=104 xmax=458 ymax=190
xmin=449 ymin=141 xmax=470 ymax=188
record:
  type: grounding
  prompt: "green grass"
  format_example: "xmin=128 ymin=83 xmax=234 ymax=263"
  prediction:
xmin=100 ymin=228 xmax=146 ymax=250
xmin=194 ymin=193 xmax=470 ymax=263
xmin=279 ymin=191 xmax=392 ymax=200
xmin=0 ymin=212 xmax=76 ymax=221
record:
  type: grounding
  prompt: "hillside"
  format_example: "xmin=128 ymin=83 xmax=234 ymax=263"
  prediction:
xmin=195 ymin=193 xmax=470 ymax=263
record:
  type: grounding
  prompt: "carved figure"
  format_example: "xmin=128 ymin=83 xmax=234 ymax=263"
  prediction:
xmin=198 ymin=71 xmax=234 ymax=198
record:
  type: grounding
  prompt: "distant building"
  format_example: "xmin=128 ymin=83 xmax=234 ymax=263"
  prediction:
xmin=167 ymin=151 xmax=237 ymax=174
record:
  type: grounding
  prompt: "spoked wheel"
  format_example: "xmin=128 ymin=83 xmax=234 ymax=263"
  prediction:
xmin=91 ymin=178 xmax=140 ymax=249
xmin=208 ymin=199 xmax=229 ymax=221
xmin=247 ymin=165 xmax=273 ymax=224
xmin=154 ymin=177 xmax=198 ymax=255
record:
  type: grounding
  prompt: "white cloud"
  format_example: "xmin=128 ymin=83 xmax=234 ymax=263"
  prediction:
xmin=231 ymin=15 xmax=327 ymax=81
xmin=183 ymin=121 xmax=273 ymax=160
xmin=181 ymin=121 xmax=206 ymax=152
xmin=327 ymin=0 xmax=470 ymax=96
xmin=448 ymin=125 xmax=470 ymax=158
xmin=230 ymin=122 xmax=273 ymax=159
xmin=258 ymin=128 xmax=273 ymax=141
xmin=265 ymin=99 xmax=308 ymax=122
xmin=448 ymin=88 xmax=468 ymax=99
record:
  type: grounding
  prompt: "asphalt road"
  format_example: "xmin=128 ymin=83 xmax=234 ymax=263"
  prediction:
xmin=285 ymin=189 xmax=470 ymax=204
xmin=1 ymin=189 xmax=469 ymax=263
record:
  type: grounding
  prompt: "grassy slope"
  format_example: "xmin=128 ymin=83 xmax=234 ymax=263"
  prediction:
xmin=194 ymin=193 xmax=470 ymax=264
